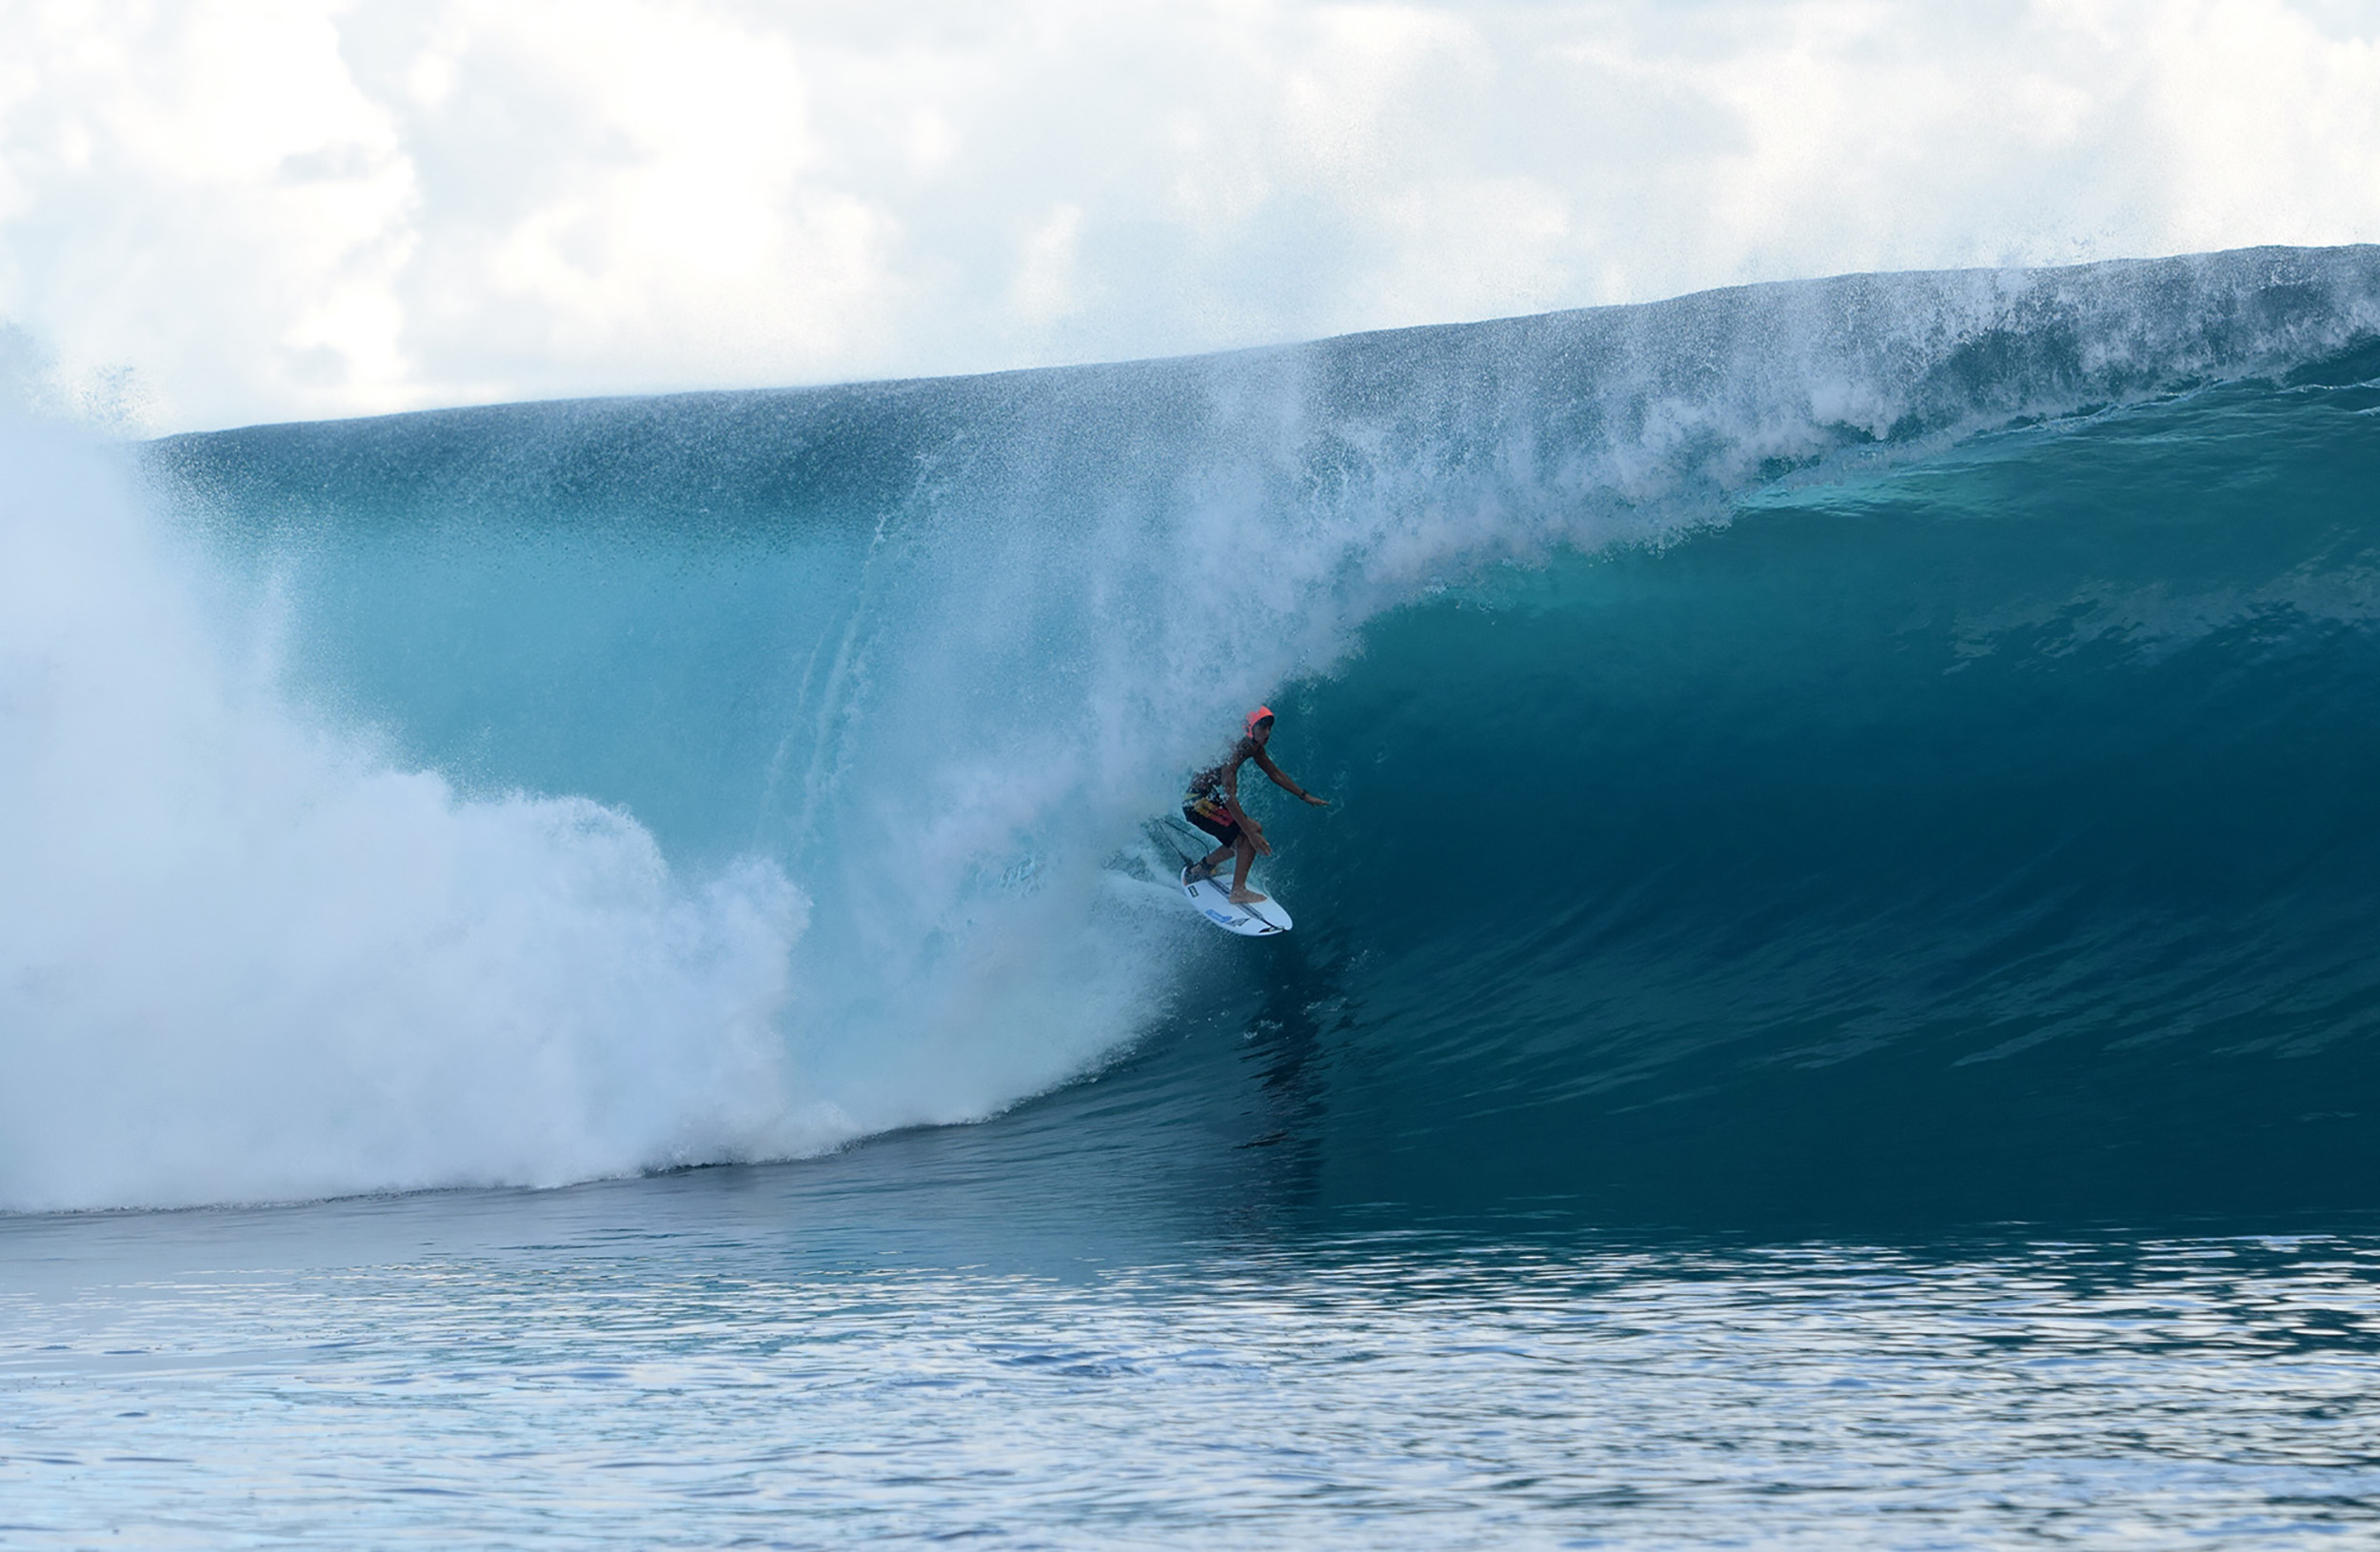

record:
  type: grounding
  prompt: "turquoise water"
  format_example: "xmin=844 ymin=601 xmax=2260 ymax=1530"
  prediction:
xmin=7 ymin=246 xmax=2380 ymax=1542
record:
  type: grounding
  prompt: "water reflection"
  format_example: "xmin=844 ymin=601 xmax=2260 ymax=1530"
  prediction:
xmin=5 ymin=1158 xmax=2379 ymax=1546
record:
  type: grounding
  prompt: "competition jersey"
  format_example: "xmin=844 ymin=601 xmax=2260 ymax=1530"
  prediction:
xmin=1185 ymin=735 xmax=1262 ymax=812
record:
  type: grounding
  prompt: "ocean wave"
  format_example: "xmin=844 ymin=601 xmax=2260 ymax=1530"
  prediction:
xmin=5 ymin=245 xmax=2375 ymax=1215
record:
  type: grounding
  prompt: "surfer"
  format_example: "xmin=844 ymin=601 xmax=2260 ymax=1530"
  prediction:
xmin=1183 ymin=706 xmax=1328 ymax=904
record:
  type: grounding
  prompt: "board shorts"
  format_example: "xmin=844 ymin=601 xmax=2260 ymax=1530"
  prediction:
xmin=1183 ymin=795 xmax=1240 ymax=846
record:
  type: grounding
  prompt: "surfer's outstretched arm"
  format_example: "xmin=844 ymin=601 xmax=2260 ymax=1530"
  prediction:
xmin=1253 ymin=748 xmax=1329 ymax=806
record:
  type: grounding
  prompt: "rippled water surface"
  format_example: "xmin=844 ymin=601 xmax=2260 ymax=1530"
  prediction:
xmin=6 ymin=1145 xmax=2379 ymax=1549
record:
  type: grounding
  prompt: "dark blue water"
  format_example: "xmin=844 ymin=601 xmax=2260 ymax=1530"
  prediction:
xmin=1279 ymin=349 xmax=2380 ymax=1224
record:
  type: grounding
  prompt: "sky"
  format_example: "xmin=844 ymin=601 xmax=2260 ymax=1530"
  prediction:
xmin=3 ymin=0 xmax=2377 ymax=433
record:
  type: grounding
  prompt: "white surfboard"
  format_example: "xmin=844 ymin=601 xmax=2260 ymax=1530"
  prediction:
xmin=1180 ymin=863 xmax=1293 ymax=937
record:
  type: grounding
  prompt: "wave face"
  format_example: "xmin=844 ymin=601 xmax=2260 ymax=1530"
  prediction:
xmin=1281 ymin=348 xmax=2380 ymax=1221
xmin=10 ymin=244 xmax=2380 ymax=1217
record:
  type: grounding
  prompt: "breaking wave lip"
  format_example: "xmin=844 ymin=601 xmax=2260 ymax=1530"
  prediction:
xmin=154 ymin=244 xmax=2380 ymax=524
xmin=5 ymin=245 xmax=2377 ymax=1217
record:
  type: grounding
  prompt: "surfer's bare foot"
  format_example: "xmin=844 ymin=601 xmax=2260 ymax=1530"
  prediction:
xmin=1227 ymin=887 xmax=1267 ymax=905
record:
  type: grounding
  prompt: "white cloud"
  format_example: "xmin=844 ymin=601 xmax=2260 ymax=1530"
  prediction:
xmin=3 ymin=0 xmax=2377 ymax=430
xmin=1009 ymin=201 xmax=1085 ymax=324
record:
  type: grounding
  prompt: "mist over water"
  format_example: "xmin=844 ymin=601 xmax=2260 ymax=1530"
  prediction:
xmin=3 ymin=245 xmax=2378 ymax=1221
xmin=0 ymin=423 xmax=812 ymax=1210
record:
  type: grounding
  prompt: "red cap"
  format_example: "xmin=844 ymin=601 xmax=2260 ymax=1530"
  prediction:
xmin=1246 ymin=706 xmax=1275 ymax=733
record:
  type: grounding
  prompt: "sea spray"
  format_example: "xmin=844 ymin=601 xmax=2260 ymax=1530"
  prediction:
xmin=0 ymin=421 xmax=815 ymax=1211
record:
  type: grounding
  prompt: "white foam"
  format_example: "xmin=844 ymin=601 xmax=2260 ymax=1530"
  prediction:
xmin=0 ymin=422 xmax=828 ymax=1212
